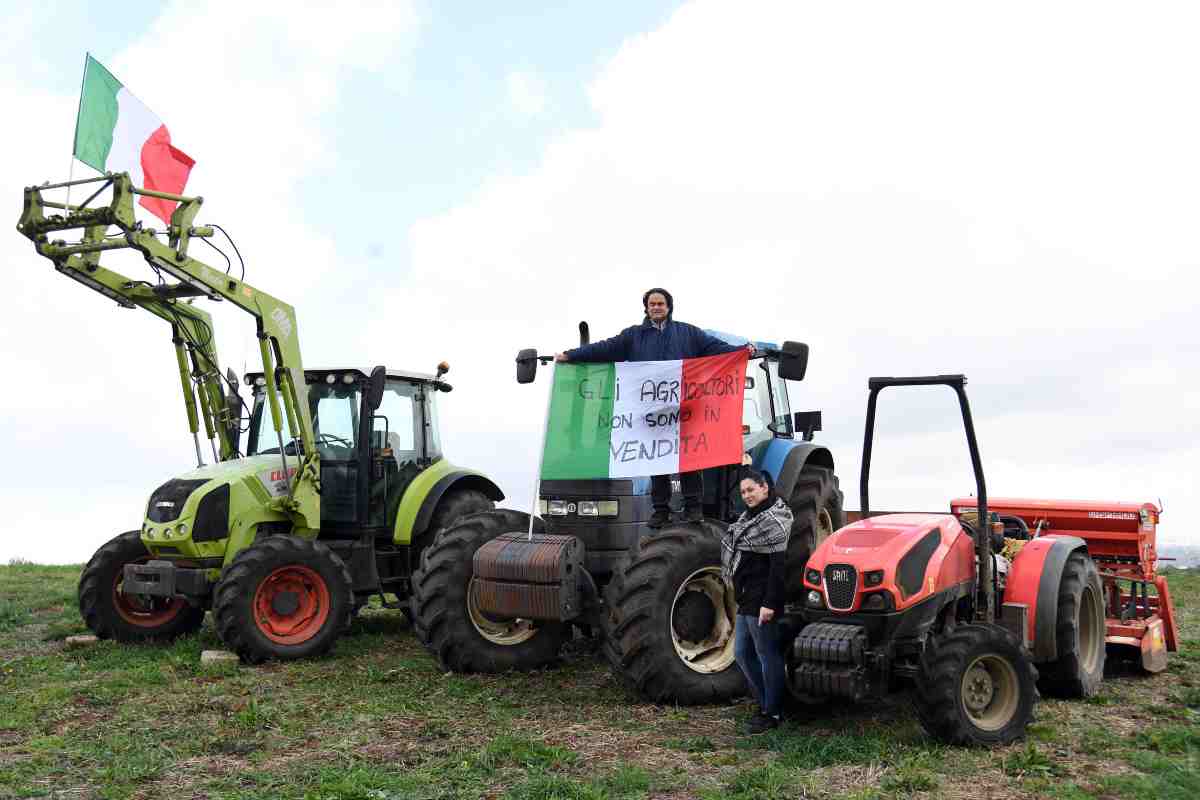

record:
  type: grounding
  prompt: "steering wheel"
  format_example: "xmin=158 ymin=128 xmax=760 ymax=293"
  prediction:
xmin=315 ymin=432 xmax=355 ymax=455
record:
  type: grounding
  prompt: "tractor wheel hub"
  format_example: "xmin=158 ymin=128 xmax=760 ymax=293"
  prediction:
xmin=271 ymin=591 xmax=300 ymax=617
xmin=963 ymin=665 xmax=995 ymax=711
xmin=673 ymin=590 xmax=717 ymax=643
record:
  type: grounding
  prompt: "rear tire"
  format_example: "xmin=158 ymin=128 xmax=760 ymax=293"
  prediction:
xmin=783 ymin=465 xmax=844 ymax=599
xmin=411 ymin=510 xmax=567 ymax=672
xmin=913 ymin=623 xmax=1037 ymax=746
xmin=213 ymin=537 xmax=353 ymax=664
xmin=602 ymin=523 xmax=746 ymax=704
xmin=78 ymin=531 xmax=205 ymax=642
xmin=1038 ymin=550 xmax=1105 ymax=697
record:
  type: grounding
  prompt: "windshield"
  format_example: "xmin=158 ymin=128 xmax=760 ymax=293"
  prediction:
xmin=247 ymin=382 xmax=362 ymax=460
xmin=743 ymin=360 xmax=793 ymax=437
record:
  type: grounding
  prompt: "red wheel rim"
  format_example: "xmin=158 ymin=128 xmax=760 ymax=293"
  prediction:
xmin=113 ymin=558 xmax=188 ymax=627
xmin=252 ymin=565 xmax=331 ymax=645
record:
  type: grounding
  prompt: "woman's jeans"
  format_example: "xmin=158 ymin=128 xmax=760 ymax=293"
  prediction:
xmin=734 ymin=614 xmax=786 ymax=717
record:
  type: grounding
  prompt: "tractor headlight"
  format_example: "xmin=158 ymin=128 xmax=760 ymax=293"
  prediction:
xmin=548 ymin=500 xmax=568 ymax=516
xmin=578 ymin=501 xmax=599 ymax=517
xmin=807 ymin=590 xmax=824 ymax=608
xmin=177 ymin=522 xmax=188 ymax=535
xmin=596 ymin=500 xmax=619 ymax=517
xmin=145 ymin=527 xmax=156 ymax=539
xmin=865 ymin=570 xmax=884 ymax=587
xmin=537 ymin=499 xmax=547 ymax=516
xmin=805 ymin=568 xmax=821 ymax=586
xmin=861 ymin=591 xmax=894 ymax=612
xmin=325 ymin=374 xmax=336 ymax=384
xmin=342 ymin=374 xmax=355 ymax=384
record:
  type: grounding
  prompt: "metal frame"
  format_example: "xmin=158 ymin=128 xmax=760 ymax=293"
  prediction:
xmin=17 ymin=173 xmax=320 ymax=530
xmin=859 ymin=374 xmax=993 ymax=622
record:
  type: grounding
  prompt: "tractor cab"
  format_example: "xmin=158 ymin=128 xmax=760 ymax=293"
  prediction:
xmin=245 ymin=366 xmax=451 ymax=534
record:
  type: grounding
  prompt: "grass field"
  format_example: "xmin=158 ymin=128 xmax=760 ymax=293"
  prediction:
xmin=0 ymin=562 xmax=1196 ymax=799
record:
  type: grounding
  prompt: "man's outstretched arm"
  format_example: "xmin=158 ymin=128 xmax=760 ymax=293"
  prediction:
xmin=556 ymin=330 xmax=631 ymax=363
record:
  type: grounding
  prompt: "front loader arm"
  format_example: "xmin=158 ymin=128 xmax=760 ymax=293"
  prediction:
xmin=16 ymin=173 xmax=319 ymax=530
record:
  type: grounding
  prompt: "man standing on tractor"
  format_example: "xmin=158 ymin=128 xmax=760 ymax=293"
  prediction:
xmin=555 ymin=287 xmax=751 ymax=527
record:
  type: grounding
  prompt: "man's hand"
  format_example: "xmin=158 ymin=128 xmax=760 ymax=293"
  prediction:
xmin=758 ymin=606 xmax=775 ymax=625
xmin=745 ymin=343 xmax=755 ymax=355
xmin=742 ymin=453 xmax=752 ymax=466
xmin=554 ymin=352 xmax=569 ymax=362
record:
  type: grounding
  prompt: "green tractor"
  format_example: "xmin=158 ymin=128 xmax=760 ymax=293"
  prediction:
xmin=17 ymin=173 xmax=502 ymax=662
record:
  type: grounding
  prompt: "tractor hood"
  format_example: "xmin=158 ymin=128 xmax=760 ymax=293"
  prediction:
xmin=814 ymin=514 xmax=949 ymax=567
xmin=168 ymin=455 xmax=300 ymax=499
xmin=804 ymin=513 xmax=976 ymax=613
xmin=141 ymin=456 xmax=301 ymax=560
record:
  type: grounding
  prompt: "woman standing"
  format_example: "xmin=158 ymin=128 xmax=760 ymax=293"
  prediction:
xmin=722 ymin=468 xmax=794 ymax=734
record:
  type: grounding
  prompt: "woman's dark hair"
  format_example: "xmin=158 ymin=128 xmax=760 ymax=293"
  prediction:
xmin=740 ymin=467 xmax=770 ymax=488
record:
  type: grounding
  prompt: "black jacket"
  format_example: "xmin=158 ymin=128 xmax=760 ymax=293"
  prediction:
xmin=565 ymin=318 xmax=741 ymax=363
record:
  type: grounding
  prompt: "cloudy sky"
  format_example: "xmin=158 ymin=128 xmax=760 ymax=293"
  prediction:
xmin=0 ymin=1 xmax=1195 ymax=563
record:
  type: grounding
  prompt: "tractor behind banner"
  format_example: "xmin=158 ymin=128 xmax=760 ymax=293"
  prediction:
xmin=411 ymin=327 xmax=844 ymax=704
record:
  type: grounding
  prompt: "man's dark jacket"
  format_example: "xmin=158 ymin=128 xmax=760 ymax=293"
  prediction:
xmin=565 ymin=319 xmax=740 ymax=363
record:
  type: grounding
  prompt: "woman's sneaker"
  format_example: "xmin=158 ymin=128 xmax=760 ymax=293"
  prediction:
xmin=746 ymin=712 xmax=781 ymax=735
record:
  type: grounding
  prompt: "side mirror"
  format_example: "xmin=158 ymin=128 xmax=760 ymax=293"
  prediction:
xmin=516 ymin=348 xmax=538 ymax=384
xmin=365 ymin=365 xmax=386 ymax=411
xmin=793 ymin=410 xmax=822 ymax=442
xmin=777 ymin=341 xmax=809 ymax=381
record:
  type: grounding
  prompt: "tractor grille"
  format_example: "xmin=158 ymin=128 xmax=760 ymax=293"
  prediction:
xmin=824 ymin=564 xmax=858 ymax=611
xmin=146 ymin=479 xmax=208 ymax=523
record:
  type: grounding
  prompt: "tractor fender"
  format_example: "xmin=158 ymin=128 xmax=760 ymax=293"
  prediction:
xmin=1003 ymin=534 xmax=1088 ymax=661
xmin=752 ymin=438 xmax=835 ymax=500
xmin=392 ymin=461 xmax=504 ymax=545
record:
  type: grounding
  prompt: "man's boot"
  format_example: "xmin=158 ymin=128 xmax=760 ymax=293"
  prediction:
xmin=648 ymin=508 xmax=671 ymax=529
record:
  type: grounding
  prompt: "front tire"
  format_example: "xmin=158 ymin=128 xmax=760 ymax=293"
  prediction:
xmin=1038 ymin=550 xmax=1105 ymax=697
xmin=78 ymin=531 xmax=205 ymax=642
xmin=602 ymin=523 xmax=746 ymax=704
xmin=411 ymin=510 xmax=567 ymax=672
xmin=213 ymin=537 xmax=353 ymax=664
xmin=914 ymin=623 xmax=1037 ymax=746
xmin=783 ymin=465 xmax=844 ymax=599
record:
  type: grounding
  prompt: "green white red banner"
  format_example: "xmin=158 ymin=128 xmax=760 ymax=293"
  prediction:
xmin=541 ymin=351 xmax=749 ymax=479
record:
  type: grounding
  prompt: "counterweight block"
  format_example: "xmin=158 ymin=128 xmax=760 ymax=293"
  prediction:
xmin=471 ymin=532 xmax=585 ymax=621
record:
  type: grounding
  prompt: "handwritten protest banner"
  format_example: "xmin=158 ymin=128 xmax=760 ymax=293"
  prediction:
xmin=541 ymin=350 xmax=749 ymax=479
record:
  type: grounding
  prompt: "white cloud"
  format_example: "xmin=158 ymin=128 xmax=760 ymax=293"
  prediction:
xmin=0 ymin=1 xmax=421 ymax=561
xmin=2 ymin=0 xmax=1196 ymax=564
xmin=398 ymin=0 xmax=1200 ymax=544
xmin=506 ymin=70 xmax=549 ymax=117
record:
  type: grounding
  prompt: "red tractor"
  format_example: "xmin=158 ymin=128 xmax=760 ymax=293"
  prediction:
xmin=787 ymin=374 xmax=1174 ymax=746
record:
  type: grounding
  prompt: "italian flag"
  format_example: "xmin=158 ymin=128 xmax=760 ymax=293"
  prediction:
xmin=541 ymin=350 xmax=749 ymax=480
xmin=73 ymin=55 xmax=196 ymax=224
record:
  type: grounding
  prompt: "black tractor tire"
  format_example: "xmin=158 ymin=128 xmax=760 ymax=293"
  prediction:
xmin=213 ymin=537 xmax=353 ymax=664
xmin=1037 ymin=550 xmax=1106 ymax=697
xmin=414 ymin=488 xmax=495 ymax=560
xmin=78 ymin=531 xmax=206 ymax=642
xmin=783 ymin=465 xmax=844 ymax=599
xmin=411 ymin=509 xmax=567 ymax=672
xmin=914 ymin=623 xmax=1037 ymax=746
xmin=602 ymin=523 xmax=747 ymax=704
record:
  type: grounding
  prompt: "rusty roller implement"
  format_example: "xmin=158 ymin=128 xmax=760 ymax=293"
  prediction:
xmin=471 ymin=533 xmax=585 ymax=621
